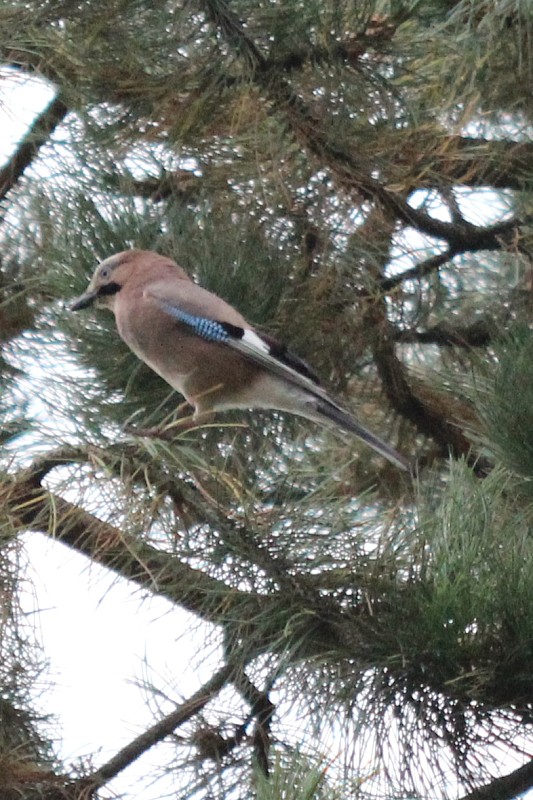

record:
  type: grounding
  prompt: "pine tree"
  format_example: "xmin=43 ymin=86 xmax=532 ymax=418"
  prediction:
xmin=1 ymin=1 xmax=533 ymax=798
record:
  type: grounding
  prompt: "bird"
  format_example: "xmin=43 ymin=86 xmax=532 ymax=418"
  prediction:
xmin=71 ymin=249 xmax=410 ymax=472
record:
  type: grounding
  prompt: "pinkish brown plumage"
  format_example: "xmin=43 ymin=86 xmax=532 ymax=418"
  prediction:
xmin=71 ymin=249 xmax=410 ymax=471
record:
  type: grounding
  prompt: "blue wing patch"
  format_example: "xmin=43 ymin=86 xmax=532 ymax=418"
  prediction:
xmin=154 ymin=296 xmax=320 ymax=385
xmin=155 ymin=299 xmax=244 ymax=343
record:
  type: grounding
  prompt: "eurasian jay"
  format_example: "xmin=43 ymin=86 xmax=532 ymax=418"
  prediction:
xmin=71 ymin=250 xmax=410 ymax=471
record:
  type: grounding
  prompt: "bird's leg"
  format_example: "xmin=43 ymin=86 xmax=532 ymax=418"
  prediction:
xmin=124 ymin=387 xmax=224 ymax=439
xmin=124 ymin=407 xmax=216 ymax=439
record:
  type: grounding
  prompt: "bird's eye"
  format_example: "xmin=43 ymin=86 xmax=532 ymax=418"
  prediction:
xmin=100 ymin=267 xmax=110 ymax=280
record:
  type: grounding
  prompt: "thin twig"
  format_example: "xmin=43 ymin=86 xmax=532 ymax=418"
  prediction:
xmin=88 ymin=663 xmax=235 ymax=785
xmin=394 ymin=320 xmax=494 ymax=348
xmin=200 ymin=0 xmax=525 ymax=251
xmin=0 ymin=94 xmax=68 ymax=205
xmin=381 ymin=216 xmax=524 ymax=292
xmin=380 ymin=250 xmax=453 ymax=291
xmin=232 ymin=672 xmax=275 ymax=777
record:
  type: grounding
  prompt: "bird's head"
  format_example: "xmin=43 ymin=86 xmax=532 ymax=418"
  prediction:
xmin=70 ymin=250 xmax=188 ymax=312
xmin=70 ymin=251 xmax=135 ymax=311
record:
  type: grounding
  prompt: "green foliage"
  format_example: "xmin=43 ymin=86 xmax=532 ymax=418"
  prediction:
xmin=255 ymin=751 xmax=339 ymax=800
xmin=478 ymin=326 xmax=533 ymax=479
xmin=2 ymin=0 xmax=533 ymax=798
xmin=409 ymin=462 xmax=533 ymax=704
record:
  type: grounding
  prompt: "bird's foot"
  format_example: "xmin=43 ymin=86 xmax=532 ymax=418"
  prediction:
xmin=124 ymin=418 xmax=197 ymax=439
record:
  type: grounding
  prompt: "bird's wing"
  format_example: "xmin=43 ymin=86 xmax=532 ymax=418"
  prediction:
xmin=146 ymin=281 xmax=411 ymax=472
xmin=145 ymin=281 xmax=329 ymax=399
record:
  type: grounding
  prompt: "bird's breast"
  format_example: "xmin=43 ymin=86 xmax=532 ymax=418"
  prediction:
xmin=112 ymin=294 xmax=259 ymax=410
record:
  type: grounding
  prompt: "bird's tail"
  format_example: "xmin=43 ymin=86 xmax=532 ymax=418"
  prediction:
xmin=314 ymin=399 xmax=411 ymax=473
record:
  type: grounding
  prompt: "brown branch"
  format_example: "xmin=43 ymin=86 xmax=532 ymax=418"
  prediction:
xmin=380 ymin=215 xmax=523 ymax=293
xmin=86 ymin=662 xmax=234 ymax=787
xmin=372 ymin=331 xmax=454 ymax=450
xmin=2 ymin=467 xmax=256 ymax=624
xmin=0 ymin=94 xmax=68 ymax=204
xmin=232 ymin=672 xmax=275 ymax=777
xmin=381 ymin=250 xmax=453 ymax=291
xmin=201 ymin=0 xmax=525 ymax=251
xmin=458 ymin=759 xmax=533 ymax=800
xmin=42 ymin=439 xmax=309 ymax=599
xmin=394 ymin=320 xmax=495 ymax=348
xmin=2 ymin=453 xmax=354 ymax=661
xmin=102 ymin=168 xmax=201 ymax=203
xmin=371 ymin=319 xmax=489 ymax=469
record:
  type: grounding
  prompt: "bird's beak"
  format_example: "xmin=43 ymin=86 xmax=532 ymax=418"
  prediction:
xmin=70 ymin=289 xmax=98 ymax=311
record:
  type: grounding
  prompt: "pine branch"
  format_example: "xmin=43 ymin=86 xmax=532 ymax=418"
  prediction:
xmin=29 ymin=441 xmax=315 ymax=600
xmin=6 ymin=47 xmax=532 ymax=205
xmin=380 ymin=250 xmax=454 ymax=291
xmin=86 ymin=662 xmax=235 ymax=787
xmin=280 ymin=98 xmax=525 ymax=249
xmin=394 ymin=320 xmax=495 ymax=348
xmin=458 ymin=759 xmax=533 ymax=800
xmin=1 ymin=462 xmax=256 ymax=624
xmin=199 ymin=0 xmax=525 ymax=251
xmin=2 ymin=450 xmax=362 ymax=662
xmin=0 ymin=94 xmax=67 ymax=206
xmin=367 ymin=300 xmax=487 ymax=468
xmin=381 ymin=217 xmax=524 ymax=292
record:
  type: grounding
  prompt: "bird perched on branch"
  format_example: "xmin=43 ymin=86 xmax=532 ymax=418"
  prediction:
xmin=71 ymin=249 xmax=410 ymax=471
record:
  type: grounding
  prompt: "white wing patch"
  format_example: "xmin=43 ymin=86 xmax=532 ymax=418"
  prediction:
xmin=241 ymin=328 xmax=271 ymax=354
